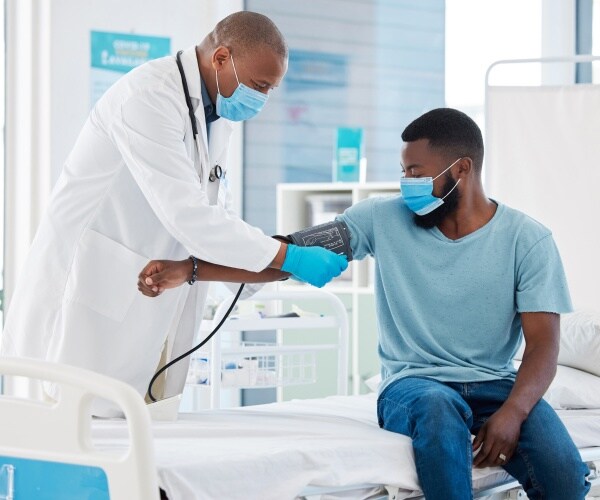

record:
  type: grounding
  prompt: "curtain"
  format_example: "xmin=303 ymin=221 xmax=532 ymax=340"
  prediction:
xmin=486 ymin=84 xmax=600 ymax=310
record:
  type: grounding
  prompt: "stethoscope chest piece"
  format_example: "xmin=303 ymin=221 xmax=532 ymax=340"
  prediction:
xmin=209 ymin=164 xmax=224 ymax=182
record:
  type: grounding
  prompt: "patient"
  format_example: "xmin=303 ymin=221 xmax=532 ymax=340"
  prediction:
xmin=138 ymin=108 xmax=590 ymax=499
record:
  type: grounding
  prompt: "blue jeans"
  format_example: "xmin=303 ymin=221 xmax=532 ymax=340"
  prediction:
xmin=377 ymin=376 xmax=590 ymax=500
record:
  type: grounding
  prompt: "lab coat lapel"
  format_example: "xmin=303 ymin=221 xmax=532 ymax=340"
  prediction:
xmin=179 ymin=46 xmax=233 ymax=205
xmin=179 ymin=47 xmax=209 ymax=180
xmin=208 ymin=118 xmax=234 ymax=162
xmin=194 ymin=105 xmax=210 ymax=167
xmin=206 ymin=118 xmax=234 ymax=206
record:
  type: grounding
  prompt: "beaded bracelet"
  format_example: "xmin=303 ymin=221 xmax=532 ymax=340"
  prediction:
xmin=188 ymin=255 xmax=198 ymax=285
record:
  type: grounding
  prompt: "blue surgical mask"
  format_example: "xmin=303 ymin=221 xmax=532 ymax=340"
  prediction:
xmin=215 ymin=56 xmax=268 ymax=121
xmin=400 ymin=158 xmax=462 ymax=215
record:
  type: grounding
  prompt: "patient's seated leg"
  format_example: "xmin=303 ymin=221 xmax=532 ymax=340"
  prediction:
xmin=377 ymin=376 xmax=473 ymax=499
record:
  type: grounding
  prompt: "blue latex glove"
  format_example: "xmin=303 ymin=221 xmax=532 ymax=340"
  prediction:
xmin=281 ymin=244 xmax=348 ymax=288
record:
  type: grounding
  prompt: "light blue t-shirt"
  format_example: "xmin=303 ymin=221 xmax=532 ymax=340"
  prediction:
xmin=337 ymin=197 xmax=572 ymax=393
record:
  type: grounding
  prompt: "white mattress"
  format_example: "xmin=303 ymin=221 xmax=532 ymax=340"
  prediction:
xmin=91 ymin=394 xmax=600 ymax=500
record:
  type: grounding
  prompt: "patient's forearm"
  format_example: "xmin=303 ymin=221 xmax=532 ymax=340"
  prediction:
xmin=502 ymin=312 xmax=560 ymax=421
xmin=504 ymin=344 xmax=557 ymax=421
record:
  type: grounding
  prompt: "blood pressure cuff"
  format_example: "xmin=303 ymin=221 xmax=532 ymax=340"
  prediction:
xmin=274 ymin=220 xmax=353 ymax=262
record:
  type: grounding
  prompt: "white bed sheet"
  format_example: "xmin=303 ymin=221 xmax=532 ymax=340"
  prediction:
xmin=91 ymin=394 xmax=600 ymax=500
xmin=554 ymin=408 xmax=600 ymax=448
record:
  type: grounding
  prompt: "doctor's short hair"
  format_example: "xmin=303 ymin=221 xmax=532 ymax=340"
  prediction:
xmin=208 ymin=11 xmax=288 ymax=60
xmin=401 ymin=108 xmax=484 ymax=172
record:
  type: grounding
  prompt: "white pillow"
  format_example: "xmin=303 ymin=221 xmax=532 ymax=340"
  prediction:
xmin=515 ymin=310 xmax=600 ymax=377
xmin=368 ymin=364 xmax=600 ymax=410
xmin=557 ymin=310 xmax=600 ymax=377
xmin=514 ymin=361 xmax=600 ymax=409
xmin=365 ymin=373 xmax=381 ymax=392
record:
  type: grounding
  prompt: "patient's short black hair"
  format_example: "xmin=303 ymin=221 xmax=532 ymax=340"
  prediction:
xmin=401 ymin=108 xmax=484 ymax=172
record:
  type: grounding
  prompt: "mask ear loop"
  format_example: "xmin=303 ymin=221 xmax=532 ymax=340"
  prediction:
xmin=434 ymin=157 xmax=462 ymax=200
xmin=433 ymin=157 xmax=463 ymax=181
xmin=441 ymin=178 xmax=461 ymax=200
xmin=215 ymin=69 xmax=221 ymax=95
xmin=215 ymin=55 xmax=240 ymax=96
xmin=229 ymin=55 xmax=241 ymax=85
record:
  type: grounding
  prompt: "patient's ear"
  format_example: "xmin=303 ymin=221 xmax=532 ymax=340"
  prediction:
xmin=457 ymin=157 xmax=473 ymax=177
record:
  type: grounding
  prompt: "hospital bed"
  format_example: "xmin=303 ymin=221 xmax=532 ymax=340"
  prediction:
xmin=1 ymin=356 xmax=599 ymax=499
xmin=2 ymin=293 xmax=600 ymax=499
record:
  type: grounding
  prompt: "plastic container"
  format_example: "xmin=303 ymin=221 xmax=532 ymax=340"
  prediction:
xmin=333 ymin=127 xmax=365 ymax=182
xmin=305 ymin=193 xmax=352 ymax=227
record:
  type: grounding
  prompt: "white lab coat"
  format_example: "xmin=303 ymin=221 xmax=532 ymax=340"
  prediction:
xmin=0 ymin=47 xmax=279 ymax=415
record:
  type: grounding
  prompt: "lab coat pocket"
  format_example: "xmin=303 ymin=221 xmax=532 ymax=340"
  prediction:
xmin=64 ymin=229 xmax=149 ymax=322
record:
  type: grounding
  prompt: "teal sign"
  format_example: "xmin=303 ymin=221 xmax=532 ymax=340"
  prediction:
xmin=91 ymin=31 xmax=171 ymax=73
xmin=90 ymin=31 xmax=171 ymax=107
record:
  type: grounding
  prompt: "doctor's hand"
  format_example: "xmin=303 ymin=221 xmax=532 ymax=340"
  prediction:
xmin=280 ymin=244 xmax=348 ymax=288
xmin=138 ymin=259 xmax=191 ymax=297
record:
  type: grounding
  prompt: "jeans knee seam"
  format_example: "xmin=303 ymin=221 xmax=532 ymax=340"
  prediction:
xmin=516 ymin=446 xmax=544 ymax=496
xmin=466 ymin=434 xmax=473 ymax=495
xmin=378 ymin=397 xmax=414 ymax=431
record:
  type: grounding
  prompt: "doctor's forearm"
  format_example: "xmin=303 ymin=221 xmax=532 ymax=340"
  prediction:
xmin=268 ymin=241 xmax=288 ymax=269
xmin=138 ymin=258 xmax=289 ymax=297
xmin=197 ymin=259 xmax=289 ymax=283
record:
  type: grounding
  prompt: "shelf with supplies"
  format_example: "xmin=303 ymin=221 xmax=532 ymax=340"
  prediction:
xmin=184 ymin=287 xmax=349 ymax=409
xmin=276 ymin=182 xmax=399 ymax=395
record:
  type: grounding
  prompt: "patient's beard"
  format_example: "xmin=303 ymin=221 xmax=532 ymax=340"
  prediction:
xmin=413 ymin=175 xmax=460 ymax=229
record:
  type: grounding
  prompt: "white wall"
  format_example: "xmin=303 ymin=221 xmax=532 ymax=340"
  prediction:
xmin=4 ymin=0 xmax=243 ymax=306
xmin=49 ymin=0 xmax=242 ymax=188
xmin=52 ymin=1 xmax=203 ymax=183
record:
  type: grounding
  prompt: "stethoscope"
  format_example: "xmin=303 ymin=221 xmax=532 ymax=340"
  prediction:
xmin=147 ymin=51 xmax=244 ymax=403
xmin=175 ymin=50 xmax=223 ymax=183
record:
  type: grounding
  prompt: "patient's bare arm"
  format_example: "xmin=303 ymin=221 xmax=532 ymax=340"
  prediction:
xmin=137 ymin=258 xmax=289 ymax=297
xmin=472 ymin=312 xmax=560 ymax=468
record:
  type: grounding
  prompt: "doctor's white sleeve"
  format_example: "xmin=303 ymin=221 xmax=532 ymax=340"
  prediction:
xmin=109 ymin=88 xmax=280 ymax=273
xmin=220 ymin=182 xmax=265 ymax=297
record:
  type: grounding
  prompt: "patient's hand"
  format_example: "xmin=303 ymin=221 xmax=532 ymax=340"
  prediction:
xmin=138 ymin=259 xmax=192 ymax=297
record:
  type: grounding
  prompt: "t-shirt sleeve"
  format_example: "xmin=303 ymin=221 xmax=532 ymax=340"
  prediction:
xmin=337 ymin=199 xmax=375 ymax=261
xmin=516 ymin=234 xmax=573 ymax=313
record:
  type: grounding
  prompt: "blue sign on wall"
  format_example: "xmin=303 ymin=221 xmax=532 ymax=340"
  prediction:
xmin=90 ymin=31 xmax=171 ymax=107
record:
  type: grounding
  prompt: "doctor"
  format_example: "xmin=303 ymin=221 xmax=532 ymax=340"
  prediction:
xmin=1 ymin=11 xmax=347 ymax=415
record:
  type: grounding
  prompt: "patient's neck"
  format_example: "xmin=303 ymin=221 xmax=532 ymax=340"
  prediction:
xmin=437 ymin=188 xmax=497 ymax=240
